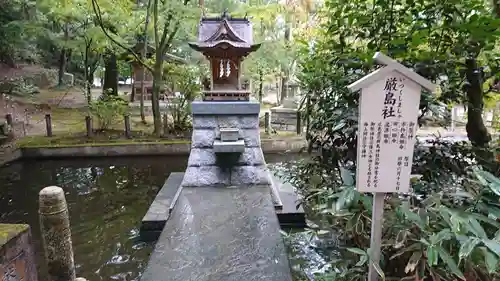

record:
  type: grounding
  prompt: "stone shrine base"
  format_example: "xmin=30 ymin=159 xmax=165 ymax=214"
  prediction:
xmin=139 ymin=99 xmax=299 ymax=281
xmin=140 ymin=186 xmax=293 ymax=281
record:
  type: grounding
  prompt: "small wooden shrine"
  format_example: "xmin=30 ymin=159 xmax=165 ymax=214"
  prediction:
xmin=189 ymin=10 xmax=261 ymax=101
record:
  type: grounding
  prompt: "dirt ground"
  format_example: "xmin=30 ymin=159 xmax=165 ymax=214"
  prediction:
xmin=0 ymin=85 xmax=137 ymax=139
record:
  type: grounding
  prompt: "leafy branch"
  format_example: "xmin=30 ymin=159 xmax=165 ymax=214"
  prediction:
xmin=91 ymin=0 xmax=153 ymax=73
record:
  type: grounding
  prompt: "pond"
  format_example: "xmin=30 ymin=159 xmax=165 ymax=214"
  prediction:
xmin=0 ymin=154 xmax=305 ymax=281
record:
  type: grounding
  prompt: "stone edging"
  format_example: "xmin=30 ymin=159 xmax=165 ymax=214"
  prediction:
xmin=1 ymin=138 xmax=307 ymax=166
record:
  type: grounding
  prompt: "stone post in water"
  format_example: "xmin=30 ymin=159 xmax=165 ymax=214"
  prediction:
xmin=38 ymin=186 xmax=76 ymax=281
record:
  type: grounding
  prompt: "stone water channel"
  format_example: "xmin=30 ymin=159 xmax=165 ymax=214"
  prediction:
xmin=0 ymin=154 xmax=331 ymax=281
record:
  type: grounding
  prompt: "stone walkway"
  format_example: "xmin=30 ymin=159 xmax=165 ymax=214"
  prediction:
xmin=141 ymin=186 xmax=293 ymax=281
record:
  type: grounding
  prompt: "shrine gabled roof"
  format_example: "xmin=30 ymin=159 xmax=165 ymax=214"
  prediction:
xmin=188 ymin=41 xmax=261 ymax=54
xmin=197 ymin=16 xmax=254 ymax=45
xmin=189 ymin=10 xmax=261 ymax=55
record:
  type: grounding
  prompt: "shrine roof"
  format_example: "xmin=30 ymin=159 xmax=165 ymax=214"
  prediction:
xmin=192 ymin=11 xmax=255 ymax=47
xmin=188 ymin=41 xmax=261 ymax=54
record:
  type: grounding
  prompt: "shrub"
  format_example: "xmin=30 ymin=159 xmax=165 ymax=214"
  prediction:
xmin=0 ymin=77 xmax=39 ymax=96
xmin=163 ymin=63 xmax=200 ymax=132
xmin=89 ymin=91 xmax=129 ymax=130
xmin=283 ymin=153 xmax=500 ymax=280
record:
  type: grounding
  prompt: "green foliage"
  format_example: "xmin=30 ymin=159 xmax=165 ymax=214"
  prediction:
xmin=89 ymin=90 xmax=129 ymax=130
xmin=0 ymin=0 xmax=40 ymax=65
xmin=0 ymin=77 xmax=40 ymax=96
xmin=282 ymin=156 xmax=500 ymax=280
xmin=286 ymin=0 xmax=500 ymax=279
xmin=163 ymin=62 xmax=200 ymax=131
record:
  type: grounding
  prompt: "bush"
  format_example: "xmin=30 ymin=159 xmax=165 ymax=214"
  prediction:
xmin=163 ymin=63 xmax=201 ymax=132
xmin=284 ymin=0 xmax=500 ymax=278
xmin=283 ymin=150 xmax=500 ymax=280
xmin=89 ymin=91 xmax=129 ymax=130
xmin=0 ymin=77 xmax=39 ymax=96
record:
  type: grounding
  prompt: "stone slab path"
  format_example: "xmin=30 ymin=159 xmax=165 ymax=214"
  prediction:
xmin=141 ymin=186 xmax=293 ymax=281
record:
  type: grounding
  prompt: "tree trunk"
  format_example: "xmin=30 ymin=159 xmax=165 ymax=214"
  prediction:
xmin=494 ymin=0 xmax=500 ymax=17
xmin=258 ymin=69 xmax=264 ymax=103
xmin=151 ymin=62 xmax=163 ymax=136
xmin=130 ymin=64 xmax=135 ymax=102
xmin=140 ymin=65 xmax=147 ymax=123
xmin=280 ymin=75 xmax=288 ymax=104
xmin=58 ymin=23 xmax=70 ymax=87
xmin=140 ymin=85 xmax=146 ymax=123
xmin=276 ymin=80 xmax=281 ymax=105
xmin=87 ymin=57 xmax=99 ymax=103
xmin=103 ymin=51 xmax=118 ymax=95
xmin=464 ymin=58 xmax=498 ymax=175
xmin=84 ymin=47 xmax=91 ymax=104
xmin=139 ymin=0 xmax=152 ymax=123
xmin=58 ymin=48 xmax=67 ymax=86
xmin=465 ymin=58 xmax=490 ymax=147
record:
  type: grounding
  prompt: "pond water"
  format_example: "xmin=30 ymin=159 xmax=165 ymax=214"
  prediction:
xmin=0 ymin=154 xmax=304 ymax=281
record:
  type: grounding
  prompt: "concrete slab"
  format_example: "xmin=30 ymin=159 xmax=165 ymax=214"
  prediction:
xmin=272 ymin=175 xmax=306 ymax=229
xmin=140 ymin=173 xmax=184 ymax=240
xmin=141 ymin=187 xmax=293 ymax=281
xmin=140 ymin=172 xmax=305 ymax=241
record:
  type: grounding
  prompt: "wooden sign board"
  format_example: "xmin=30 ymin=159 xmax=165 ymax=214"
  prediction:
xmin=349 ymin=52 xmax=436 ymax=194
xmin=348 ymin=52 xmax=436 ymax=281
xmin=356 ymin=71 xmax=421 ymax=193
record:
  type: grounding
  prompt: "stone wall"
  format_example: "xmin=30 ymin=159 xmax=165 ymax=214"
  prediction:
xmin=182 ymin=101 xmax=274 ymax=187
xmin=1 ymin=138 xmax=308 ymax=167
xmin=0 ymin=224 xmax=38 ymax=281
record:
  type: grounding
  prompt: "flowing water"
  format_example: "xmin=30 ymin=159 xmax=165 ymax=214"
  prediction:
xmin=0 ymin=154 xmax=309 ymax=281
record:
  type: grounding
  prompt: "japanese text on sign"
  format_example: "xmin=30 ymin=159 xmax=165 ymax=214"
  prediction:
xmin=355 ymin=71 xmax=424 ymax=193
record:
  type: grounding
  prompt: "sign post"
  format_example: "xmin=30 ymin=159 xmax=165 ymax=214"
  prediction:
xmin=347 ymin=52 xmax=436 ymax=281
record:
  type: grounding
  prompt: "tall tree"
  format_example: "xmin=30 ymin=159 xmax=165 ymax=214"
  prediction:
xmin=92 ymin=0 xmax=195 ymax=136
xmin=102 ymin=50 xmax=118 ymax=94
xmin=38 ymin=0 xmax=89 ymax=86
xmin=139 ymin=0 xmax=152 ymax=123
xmin=0 ymin=0 xmax=39 ymax=67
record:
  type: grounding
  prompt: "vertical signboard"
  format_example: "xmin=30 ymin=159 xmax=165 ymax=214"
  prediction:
xmin=348 ymin=52 xmax=436 ymax=281
xmin=357 ymin=71 xmax=421 ymax=193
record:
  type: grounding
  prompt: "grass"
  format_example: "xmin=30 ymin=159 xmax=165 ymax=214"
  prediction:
xmin=16 ymin=132 xmax=191 ymax=148
xmin=17 ymin=128 xmax=304 ymax=148
xmin=15 ymin=89 xmax=304 ymax=148
xmin=28 ymin=106 xmax=155 ymax=135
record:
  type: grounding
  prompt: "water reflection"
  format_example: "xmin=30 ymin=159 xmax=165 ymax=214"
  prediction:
xmin=0 ymin=156 xmax=188 ymax=281
xmin=0 ymin=154 xmax=302 ymax=281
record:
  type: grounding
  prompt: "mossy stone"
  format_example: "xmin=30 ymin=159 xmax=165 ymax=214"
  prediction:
xmin=0 ymin=224 xmax=29 ymax=246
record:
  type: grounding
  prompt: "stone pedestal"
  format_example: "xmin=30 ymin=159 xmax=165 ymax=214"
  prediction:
xmin=182 ymin=101 xmax=273 ymax=187
xmin=270 ymin=97 xmax=301 ymax=132
xmin=270 ymin=106 xmax=299 ymax=132
xmin=0 ymin=224 xmax=38 ymax=281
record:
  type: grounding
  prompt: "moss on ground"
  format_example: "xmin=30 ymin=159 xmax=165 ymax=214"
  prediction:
xmin=16 ymin=133 xmax=191 ymax=148
xmin=29 ymin=106 xmax=155 ymax=135
xmin=16 ymin=130 xmax=303 ymax=148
